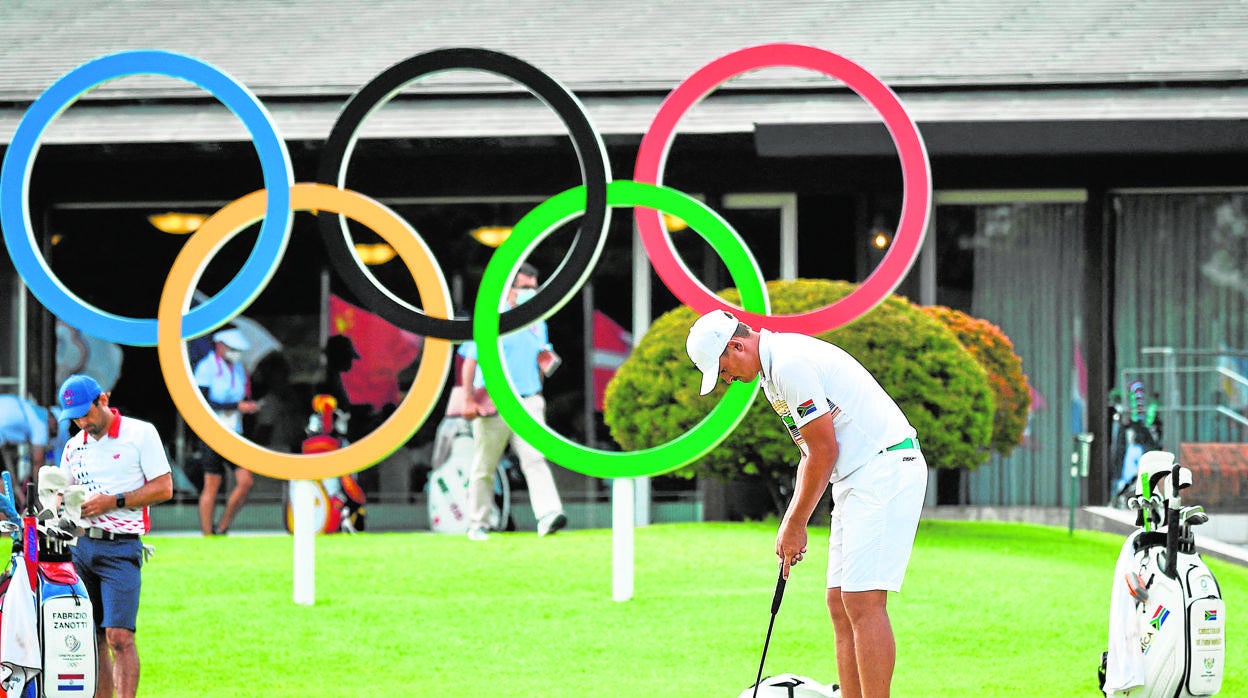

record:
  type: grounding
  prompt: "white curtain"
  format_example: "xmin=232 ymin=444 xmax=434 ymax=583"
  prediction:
xmin=965 ymin=202 xmax=1086 ymax=506
xmin=1113 ymin=192 xmax=1248 ymax=446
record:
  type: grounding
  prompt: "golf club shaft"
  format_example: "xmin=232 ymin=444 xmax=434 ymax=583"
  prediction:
xmin=753 ymin=571 xmax=787 ymax=697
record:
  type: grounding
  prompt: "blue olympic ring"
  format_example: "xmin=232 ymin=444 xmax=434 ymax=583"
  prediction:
xmin=0 ymin=50 xmax=294 ymax=346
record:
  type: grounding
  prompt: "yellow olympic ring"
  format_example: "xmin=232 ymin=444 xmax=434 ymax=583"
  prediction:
xmin=157 ymin=183 xmax=452 ymax=480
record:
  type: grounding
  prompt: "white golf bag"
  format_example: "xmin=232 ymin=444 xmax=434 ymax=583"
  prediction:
xmin=1100 ymin=451 xmax=1225 ymax=697
xmin=426 ymin=416 xmax=510 ymax=534
xmin=737 ymin=673 xmax=840 ymax=698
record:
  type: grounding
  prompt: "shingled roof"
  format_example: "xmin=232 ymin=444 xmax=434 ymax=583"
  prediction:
xmin=2 ymin=0 xmax=1247 ymax=144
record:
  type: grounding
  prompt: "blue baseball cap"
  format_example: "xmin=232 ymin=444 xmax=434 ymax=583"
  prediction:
xmin=58 ymin=374 xmax=103 ymax=420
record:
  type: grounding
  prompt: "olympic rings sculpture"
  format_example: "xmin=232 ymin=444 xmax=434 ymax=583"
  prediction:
xmin=0 ymin=44 xmax=930 ymax=481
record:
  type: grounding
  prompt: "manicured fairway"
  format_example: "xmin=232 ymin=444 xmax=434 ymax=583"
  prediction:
xmin=15 ymin=519 xmax=1245 ymax=696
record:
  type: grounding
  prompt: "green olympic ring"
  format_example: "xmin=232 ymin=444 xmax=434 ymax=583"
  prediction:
xmin=473 ymin=179 xmax=770 ymax=479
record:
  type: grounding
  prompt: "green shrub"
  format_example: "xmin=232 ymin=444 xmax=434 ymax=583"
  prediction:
xmin=922 ymin=305 xmax=1031 ymax=456
xmin=603 ymin=279 xmax=996 ymax=499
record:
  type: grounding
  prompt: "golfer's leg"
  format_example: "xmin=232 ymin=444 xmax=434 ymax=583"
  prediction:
xmin=510 ymin=394 xmax=562 ymax=519
xmin=468 ymin=417 xmax=508 ymax=528
xmin=106 ymin=627 xmax=140 ymax=698
xmin=839 ymin=451 xmax=926 ymax=698
xmin=94 ymin=633 xmax=113 ymax=698
xmin=825 ymin=481 xmax=864 ymax=697
xmin=842 ymin=590 xmax=894 ymax=698
xmin=827 ymin=588 xmax=863 ymax=698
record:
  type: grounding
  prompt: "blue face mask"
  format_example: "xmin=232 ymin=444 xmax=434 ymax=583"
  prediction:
xmin=514 ymin=287 xmax=537 ymax=305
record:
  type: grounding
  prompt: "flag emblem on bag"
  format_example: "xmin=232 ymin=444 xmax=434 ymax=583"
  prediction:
xmin=1205 ymin=609 xmax=1218 ymax=621
xmin=57 ymin=674 xmax=85 ymax=691
xmin=1150 ymin=606 xmax=1170 ymax=630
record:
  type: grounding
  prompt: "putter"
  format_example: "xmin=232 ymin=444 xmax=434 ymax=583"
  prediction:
xmin=752 ymin=570 xmax=787 ymax=698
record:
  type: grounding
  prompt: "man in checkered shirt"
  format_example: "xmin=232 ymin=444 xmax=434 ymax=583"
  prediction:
xmin=58 ymin=374 xmax=172 ymax=698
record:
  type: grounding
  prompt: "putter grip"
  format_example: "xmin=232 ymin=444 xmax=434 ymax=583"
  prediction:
xmin=771 ymin=572 xmax=786 ymax=614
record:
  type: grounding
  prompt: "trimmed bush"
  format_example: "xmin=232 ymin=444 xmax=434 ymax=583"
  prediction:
xmin=922 ymin=305 xmax=1031 ymax=456
xmin=603 ymin=279 xmax=996 ymax=500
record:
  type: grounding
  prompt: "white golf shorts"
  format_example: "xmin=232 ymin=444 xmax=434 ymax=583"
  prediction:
xmin=826 ymin=447 xmax=928 ymax=592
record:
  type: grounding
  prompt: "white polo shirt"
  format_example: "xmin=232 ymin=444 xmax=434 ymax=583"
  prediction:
xmin=757 ymin=330 xmax=915 ymax=482
xmin=59 ymin=409 xmax=171 ymax=535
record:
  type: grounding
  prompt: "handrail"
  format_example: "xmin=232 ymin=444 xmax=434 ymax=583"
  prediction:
xmin=1121 ymin=346 xmax=1248 ymax=447
xmin=1216 ymin=405 xmax=1248 ymax=428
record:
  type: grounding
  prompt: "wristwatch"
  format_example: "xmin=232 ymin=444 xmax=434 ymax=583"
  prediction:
xmin=115 ymin=494 xmax=127 ymax=509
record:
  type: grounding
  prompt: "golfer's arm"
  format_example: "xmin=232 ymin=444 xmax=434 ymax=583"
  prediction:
xmin=784 ymin=413 xmax=838 ymax=525
xmin=118 ymin=472 xmax=173 ymax=508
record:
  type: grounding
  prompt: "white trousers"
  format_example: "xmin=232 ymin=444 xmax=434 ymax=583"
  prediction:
xmin=468 ymin=393 xmax=563 ymax=529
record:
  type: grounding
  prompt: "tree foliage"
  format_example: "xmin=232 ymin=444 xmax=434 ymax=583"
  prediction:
xmin=603 ymin=280 xmax=997 ymax=498
xmin=921 ymin=305 xmax=1031 ymax=456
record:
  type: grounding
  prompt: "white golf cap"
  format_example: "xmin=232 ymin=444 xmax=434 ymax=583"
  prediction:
xmin=212 ymin=328 xmax=250 ymax=351
xmin=686 ymin=309 xmax=739 ymax=395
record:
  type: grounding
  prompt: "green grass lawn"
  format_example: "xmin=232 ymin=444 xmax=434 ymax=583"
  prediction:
xmin=15 ymin=519 xmax=1248 ymax=696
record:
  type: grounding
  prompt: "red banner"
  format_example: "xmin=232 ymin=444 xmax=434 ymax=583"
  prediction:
xmin=592 ymin=310 xmax=632 ymax=412
xmin=329 ymin=294 xmax=424 ymax=410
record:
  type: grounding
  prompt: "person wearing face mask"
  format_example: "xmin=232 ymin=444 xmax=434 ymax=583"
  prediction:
xmin=457 ymin=262 xmax=568 ymax=541
xmin=192 ymin=327 xmax=259 ymax=536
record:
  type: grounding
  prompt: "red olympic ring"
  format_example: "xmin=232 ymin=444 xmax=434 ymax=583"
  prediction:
xmin=634 ymin=43 xmax=931 ymax=334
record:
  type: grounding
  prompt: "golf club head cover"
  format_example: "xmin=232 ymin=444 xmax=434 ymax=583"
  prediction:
xmin=37 ymin=465 xmax=70 ymax=512
xmin=60 ymin=485 xmax=90 ymax=528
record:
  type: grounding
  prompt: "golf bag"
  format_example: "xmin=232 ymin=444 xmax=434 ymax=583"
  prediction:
xmin=0 ymin=480 xmax=97 ymax=698
xmin=426 ymin=415 xmax=512 ymax=534
xmin=1099 ymin=451 xmax=1225 ymax=697
xmin=281 ymin=475 xmax=367 ymax=535
xmin=281 ymin=394 xmax=367 ymax=535
xmin=737 ymin=673 xmax=841 ymax=698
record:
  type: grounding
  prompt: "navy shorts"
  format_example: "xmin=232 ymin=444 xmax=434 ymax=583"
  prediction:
xmin=71 ymin=536 xmax=143 ymax=632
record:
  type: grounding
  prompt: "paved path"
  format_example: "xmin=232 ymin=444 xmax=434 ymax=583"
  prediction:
xmin=923 ymin=505 xmax=1248 ymax=568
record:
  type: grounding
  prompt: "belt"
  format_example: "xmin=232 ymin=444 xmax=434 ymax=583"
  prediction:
xmin=884 ymin=437 xmax=919 ymax=452
xmin=86 ymin=527 xmax=140 ymax=541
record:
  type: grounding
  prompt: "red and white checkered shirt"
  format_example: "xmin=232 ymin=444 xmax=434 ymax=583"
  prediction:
xmin=58 ymin=409 xmax=171 ymax=535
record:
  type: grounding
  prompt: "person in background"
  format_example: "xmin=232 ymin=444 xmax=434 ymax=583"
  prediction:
xmin=192 ymin=327 xmax=258 ymax=536
xmin=251 ymin=351 xmax=304 ymax=455
xmin=57 ymin=373 xmax=173 ymax=698
xmin=316 ymin=333 xmax=380 ymax=444
xmin=0 ymin=393 xmax=57 ymax=509
xmin=48 ymin=405 xmax=71 ymax=470
xmin=457 ymin=262 xmax=567 ymax=541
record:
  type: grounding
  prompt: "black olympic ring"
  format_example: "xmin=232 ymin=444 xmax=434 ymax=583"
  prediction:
xmin=316 ymin=47 xmax=612 ymax=341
